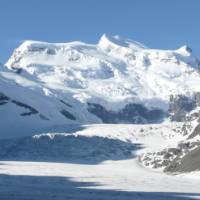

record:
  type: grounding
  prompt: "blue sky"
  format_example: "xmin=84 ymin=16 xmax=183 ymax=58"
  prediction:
xmin=0 ymin=0 xmax=200 ymax=62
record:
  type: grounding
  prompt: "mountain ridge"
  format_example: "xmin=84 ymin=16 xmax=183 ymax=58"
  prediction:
xmin=1 ymin=34 xmax=200 ymax=138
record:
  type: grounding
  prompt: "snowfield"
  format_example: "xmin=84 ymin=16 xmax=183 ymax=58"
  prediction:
xmin=0 ymin=124 xmax=200 ymax=200
xmin=6 ymin=34 xmax=200 ymax=109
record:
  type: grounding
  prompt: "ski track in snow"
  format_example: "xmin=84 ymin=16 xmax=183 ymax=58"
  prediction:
xmin=0 ymin=124 xmax=200 ymax=200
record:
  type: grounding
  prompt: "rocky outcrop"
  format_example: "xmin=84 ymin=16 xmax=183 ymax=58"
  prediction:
xmin=140 ymin=140 xmax=200 ymax=172
xmin=169 ymin=94 xmax=197 ymax=122
xmin=11 ymin=100 xmax=38 ymax=116
xmin=0 ymin=91 xmax=49 ymax=120
xmin=165 ymin=143 xmax=200 ymax=173
xmin=87 ymin=102 xmax=165 ymax=124
xmin=0 ymin=92 xmax=10 ymax=105
xmin=60 ymin=109 xmax=76 ymax=120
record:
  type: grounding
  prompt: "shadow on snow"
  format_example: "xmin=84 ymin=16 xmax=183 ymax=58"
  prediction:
xmin=0 ymin=174 xmax=199 ymax=200
xmin=0 ymin=126 xmax=143 ymax=164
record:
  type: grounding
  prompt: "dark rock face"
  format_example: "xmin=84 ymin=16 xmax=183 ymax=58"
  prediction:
xmin=0 ymin=91 xmax=49 ymax=120
xmin=181 ymin=108 xmax=200 ymax=139
xmin=165 ymin=145 xmax=200 ymax=173
xmin=187 ymin=123 xmax=200 ymax=139
xmin=88 ymin=93 xmax=200 ymax=124
xmin=140 ymin=138 xmax=200 ymax=173
xmin=169 ymin=94 xmax=197 ymax=121
xmin=87 ymin=102 xmax=165 ymax=124
xmin=0 ymin=92 xmax=10 ymax=105
xmin=0 ymin=92 xmax=10 ymax=101
xmin=140 ymin=147 xmax=182 ymax=169
xmin=179 ymin=93 xmax=200 ymax=137
xmin=60 ymin=100 xmax=73 ymax=108
xmin=60 ymin=109 xmax=76 ymax=121
xmin=11 ymin=100 xmax=38 ymax=116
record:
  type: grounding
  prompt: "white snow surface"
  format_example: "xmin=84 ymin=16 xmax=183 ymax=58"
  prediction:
xmin=5 ymin=34 xmax=200 ymax=111
xmin=1 ymin=35 xmax=200 ymax=138
xmin=0 ymin=124 xmax=200 ymax=200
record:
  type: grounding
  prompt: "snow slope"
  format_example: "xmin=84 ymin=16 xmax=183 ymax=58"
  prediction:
xmin=0 ymin=66 xmax=84 ymax=139
xmin=6 ymin=34 xmax=200 ymax=109
xmin=1 ymin=34 xmax=200 ymax=138
xmin=0 ymin=124 xmax=200 ymax=200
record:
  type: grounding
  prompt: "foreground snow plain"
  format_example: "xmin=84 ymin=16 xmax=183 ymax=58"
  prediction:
xmin=0 ymin=124 xmax=200 ymax=200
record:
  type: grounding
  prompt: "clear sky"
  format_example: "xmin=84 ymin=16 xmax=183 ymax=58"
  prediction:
xmin=0 ymin=0 xmax=200 ymax=62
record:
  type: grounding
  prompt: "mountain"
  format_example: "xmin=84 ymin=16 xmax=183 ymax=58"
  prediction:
xmin=1 ymin=34 xmax=200 ymax=138
xmin=139 ymin=102 xmax=200 ymax=173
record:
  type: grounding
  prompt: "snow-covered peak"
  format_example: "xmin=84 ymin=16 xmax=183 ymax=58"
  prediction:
xmin=98 ymin=34 xmax=147 ymax=51
xmin=2 ymin=34 xmax=200 ymax=137
xmin=175 ymin=45 xmax=193 ymax=56
xmin=4 ymin=34 xmax=200 ymax=113
xmin=15 ymin=39 xmax=88 ymax=52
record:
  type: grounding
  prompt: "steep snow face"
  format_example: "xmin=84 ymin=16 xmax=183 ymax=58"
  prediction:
xmin=2 ymin=34 xmax=200 ymax=134
xmin=0 ymin=64 xmax=101 ymax=139
xmin=98 ymin=34 xmax=147 ymax=54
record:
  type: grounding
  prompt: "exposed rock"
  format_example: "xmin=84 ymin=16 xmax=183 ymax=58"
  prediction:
xmin=169 ymin=94 xmax=197 ymax=121
xmin=87 ymin=102 xmax=165 ymax=124
xmin=60 ymin=109 xmax=76 ymax=120
xmin=60 ymin=99 xmax=73 ymax=108
xmin=165 ymin=146 xmax=200 ymax=173
xmin=11 ymin=100 xmax=38 ymax=116
xmin=0 ymin=92 xmax=10 ymax=101
xmin=0 ymin=92 xmax=10 ymax=105
xmin=140 ymin=137 xmax=200 ymax=173
xmin=140 ymin=147 xmax=182 ymax=169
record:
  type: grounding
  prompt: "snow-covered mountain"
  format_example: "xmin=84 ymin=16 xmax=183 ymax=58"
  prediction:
xmin=1 ymin=34 xmax=200 ymax=138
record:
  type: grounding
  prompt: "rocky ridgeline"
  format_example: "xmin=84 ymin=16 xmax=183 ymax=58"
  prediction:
xmin=140 ymin=95 xmax=200 ymax=173
xmin=87 ymin=93 xmax=200 ymax=124
xmin=169 ymin=92 xmax=200 ymax=122
xmin=87 ymin=102 xmax=165 ymax=124
xmin=139 ymin=140 xmax=200 ymax=173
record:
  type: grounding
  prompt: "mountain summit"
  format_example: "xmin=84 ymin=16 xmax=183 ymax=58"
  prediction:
xmin=1 ymin=34 xmax=200 ymax=138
